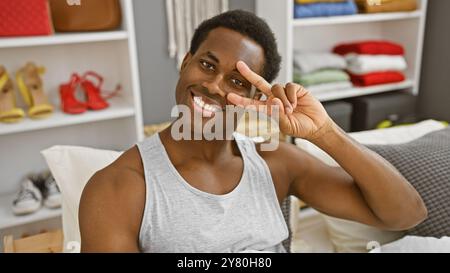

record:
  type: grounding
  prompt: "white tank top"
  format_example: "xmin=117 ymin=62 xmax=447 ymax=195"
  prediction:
xmin=136 ymin=132 xmax=288 ymax=253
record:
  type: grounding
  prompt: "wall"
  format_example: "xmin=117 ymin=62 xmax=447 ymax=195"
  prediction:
xmin=133 ymin=0 xmax=255 ymax=125
xmin=418 ymin=0 xmax=450 ymax=121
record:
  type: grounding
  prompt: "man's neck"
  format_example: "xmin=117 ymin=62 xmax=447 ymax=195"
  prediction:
xmin=159 ymin=125 xmax=239 ymax=163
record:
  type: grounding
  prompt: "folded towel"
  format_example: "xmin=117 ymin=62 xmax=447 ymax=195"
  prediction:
xmin=294 ymin=69 xmax=350 ymax=86
xmin=349 ymin=71 xmax=405 ymax=86
xmin=294 ymin=0 xmax=358 ymax=18
xmin=333 ymin=40 xmax=404 ymax=55
xmin=345 ymin=54 xmax=407 ymax=75
xmin=370 ymin=236 xmax=450 ymax=253
xmin=356 ymin=0 xmax=417 ymax=13
xmin=293 ymin=52 xmax=347 ymax=74
xmin=307 ymin=81 xmax=353 ymax=93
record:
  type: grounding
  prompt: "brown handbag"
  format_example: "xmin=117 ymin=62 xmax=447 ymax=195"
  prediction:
xmin=355 ymin=0 xmax=417 ymax=13
xmin=49 ymin=0 xmax=122 ymax=32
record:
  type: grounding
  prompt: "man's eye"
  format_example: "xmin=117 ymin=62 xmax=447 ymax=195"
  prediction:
xmin=231 ymin=78 xmax=244 ymax=87
xmin=200 ymin=60 xmax=215 ymax=71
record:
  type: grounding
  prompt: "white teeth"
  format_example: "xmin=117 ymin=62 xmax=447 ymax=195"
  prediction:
xmin=194 ymin=96 xmax=205 ymax=107
xmin=193 ymin=96 xmax=221 ymax=112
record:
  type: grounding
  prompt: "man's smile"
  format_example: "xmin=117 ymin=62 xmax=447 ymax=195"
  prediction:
xmin=189 ymin=89 xmax=224 ymax=118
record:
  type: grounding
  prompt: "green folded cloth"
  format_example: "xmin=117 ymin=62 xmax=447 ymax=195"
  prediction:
xmin=293 ymin=69 xmax=350 ymax=86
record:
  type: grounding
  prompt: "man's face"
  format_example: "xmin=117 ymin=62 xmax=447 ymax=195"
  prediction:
xmin=174 ymin=27 xmax=265 ymax=132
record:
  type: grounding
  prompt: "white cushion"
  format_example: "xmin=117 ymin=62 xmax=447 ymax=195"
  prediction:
xmin=294 ymin=120 xmax=446 ymax=253
xmin=41 ymin=146 xmax=122 ymax=252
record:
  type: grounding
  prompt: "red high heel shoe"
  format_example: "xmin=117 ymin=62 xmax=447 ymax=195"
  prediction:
xmin=59 ymin=74 xmax=87 ymax=115
xmin=81 ymin=71 xmax=121 ymax=111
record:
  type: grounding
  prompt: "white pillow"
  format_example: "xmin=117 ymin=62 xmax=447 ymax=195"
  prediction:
xmin=322 ymin=216 xmax=405 ymax=253
xmin=41 ymin=146 xmax=122 ymax=252
xmin=294 ymin=119 xmax=446 ymax=253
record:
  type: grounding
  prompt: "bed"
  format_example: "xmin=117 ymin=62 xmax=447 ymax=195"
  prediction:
xmin=291 ymin=119 xmax=450 ymax=253
xmin=40 ymin=119 xmax=450 ymax=253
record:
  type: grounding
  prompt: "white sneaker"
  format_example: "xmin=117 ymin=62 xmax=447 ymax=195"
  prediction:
xmin=42 ymin=175 xmax=61 ymax=209
xmin=12 ymin=179 xmax=42 ymax=216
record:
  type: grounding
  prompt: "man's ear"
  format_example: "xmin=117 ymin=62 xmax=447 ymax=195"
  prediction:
xmin=180 ymin=53 xmax=192 ymax=73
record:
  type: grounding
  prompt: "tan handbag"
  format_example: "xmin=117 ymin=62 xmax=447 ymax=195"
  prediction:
xmin=355 ymin=0 xmax=417 ymax=13
xmin=49 ymin=0 xmax=122 ymax=32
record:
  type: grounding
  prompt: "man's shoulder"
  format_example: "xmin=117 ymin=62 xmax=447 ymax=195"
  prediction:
xmin=79 ymin=148 xmax=146 ymax=250
xmin=255 ymin=140 xmax=305 ymax=161
xmin=112 ymin=145 xmax=145 ymax=176
xmin=254 ymin=140 xmax=315 ymax=179
xmin=83 ymin=146 xmax=145 ymax=199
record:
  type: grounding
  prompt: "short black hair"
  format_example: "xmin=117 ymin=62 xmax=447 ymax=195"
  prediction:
xmin=189 ymin=9 xmax=281 ymax=83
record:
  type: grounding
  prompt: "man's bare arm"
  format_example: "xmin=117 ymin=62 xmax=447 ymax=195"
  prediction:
xmin=227 ymin=61 xmax=426 ymax=231
xmin=79 ymin=153 xmax=146 ymax=252
xmin=287 ymin=122 xmax=427 ymax=230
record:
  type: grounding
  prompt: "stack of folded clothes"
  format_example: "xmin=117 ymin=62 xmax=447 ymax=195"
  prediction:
xmin=333 ymin=40 xmax=407 ymax=87
xmin=294 ymin=0 xmax=358 ymax=18
xmin=293 ymin=52 xmax=352 ymax=93
xmin=355 ymin=0 xmax=417 ymax=13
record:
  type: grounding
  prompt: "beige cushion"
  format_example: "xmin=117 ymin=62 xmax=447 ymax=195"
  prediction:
xmin=294 ymin=119 xmax=446 ymax=253
xmin=41 ymin=146 xmax=122 ymax=252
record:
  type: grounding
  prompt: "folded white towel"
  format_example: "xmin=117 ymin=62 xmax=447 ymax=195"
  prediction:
xmin=293 ymin=52 xmax=347 ymax=74
xmin=307 ymin=81 xmax=353 ymax=94
xmin=345 ymin=54 xmax=407 ymax=75
xmin=370 ymin=236 xmax=450 ymax=253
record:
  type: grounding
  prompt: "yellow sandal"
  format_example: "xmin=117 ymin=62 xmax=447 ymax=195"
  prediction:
xmin=0 ymin=66 xmax=25 ymax=123
xmin=16 ymin=62 xmax=54 ymax=120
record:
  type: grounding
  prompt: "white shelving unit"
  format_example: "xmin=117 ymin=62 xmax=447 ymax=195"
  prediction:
xmin=256 ymin=0 xmax=428 ymax=101
xmin=0 ymin=194 xmax=62 ymax=230
xmin=0 ymin=0 xmax=143 ymax=239
xmin=315 ymin=79 xmax=414 ymax=102
xmin=0 ymin=97 xmax=135 ymax=136
xmin=0 ymin=31 xmax=128 ymax=48
xmin=292 ymin=10 xmax=422 ymax=26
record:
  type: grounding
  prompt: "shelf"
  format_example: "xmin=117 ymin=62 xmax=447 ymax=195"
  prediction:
xmin=0 ymin=0 xmax=143 ymax=233
xmin=0 ymin=193 xmax=61 ymax=230
xmin=293 ymin=11 xmax=422 ymax=27
xmin=0 ymin=31 xmax=128 ymax=49
xmin=314 ymin=79 xmax=414 ymax=102
xmin=0 ymin=98 xmax=135 ymax=136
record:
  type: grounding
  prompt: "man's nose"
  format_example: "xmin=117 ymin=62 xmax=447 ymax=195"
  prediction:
xmin=202 ymin=74 xmax=226 ymax=97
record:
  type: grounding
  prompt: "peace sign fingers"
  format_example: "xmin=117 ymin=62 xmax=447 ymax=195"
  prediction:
xmin=236 ymin=61 xmax=272 ymax=97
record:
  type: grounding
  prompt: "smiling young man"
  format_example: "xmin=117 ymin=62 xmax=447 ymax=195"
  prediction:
xmin=79 ymin=10 xmax=427 ymax=253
